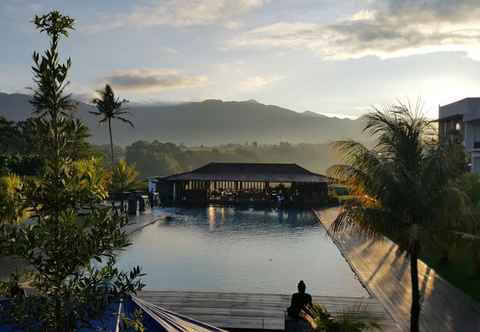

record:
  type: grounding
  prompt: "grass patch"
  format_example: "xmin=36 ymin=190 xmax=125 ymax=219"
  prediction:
xmin=420 ymin=248 xmax=480 ymax=302
xmin=385 ymin=229 xmax=480 ymax=302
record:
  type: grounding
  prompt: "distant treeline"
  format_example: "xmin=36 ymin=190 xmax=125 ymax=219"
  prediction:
xmin=111 ymin=140 xmax=341 ymax=178
xmin=0 ymin=116 xmax=96 ymax=176
xmin=1 ymin=115 xmax=341 ymax=178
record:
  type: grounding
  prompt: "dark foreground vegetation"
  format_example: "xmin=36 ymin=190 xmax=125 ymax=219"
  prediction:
xmin=0 ymin=11 xmax=144 ymax=330
xmin=329 ymin=102 xmax=480 ymax=332
xmin=419 ymin=172 xmax=480 ymax=301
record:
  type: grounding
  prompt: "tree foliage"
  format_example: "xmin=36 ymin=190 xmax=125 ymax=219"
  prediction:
xmin=328 ymin=101 xmax=470 ymax=332
xmin=0 ymin=117 xmax=43 ymax=176
xmin=0 ymin=174 xmax=31 ymax=224
xmin=0 ymin=114 xmax=92 ymax=177
xmin=123 ymin=140 xmax=339 ymax=178
xmin=91 ymin=84 xmax=131 ymax=166
xmin=0 ymin=11 xmax=144 ymax=330
xmin=311 ymin=304 xmax=380 ymax=332
xmin=110 ymin=159 xmax=140 ymax=193
xmin=0 ymin=117 xmax=22 ymax=154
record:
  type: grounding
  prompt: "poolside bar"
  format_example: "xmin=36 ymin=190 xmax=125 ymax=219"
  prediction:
xmin=157 ymin=162 xmax=329 ymax=206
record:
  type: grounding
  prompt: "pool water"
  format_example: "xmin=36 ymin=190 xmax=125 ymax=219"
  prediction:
xmin=117 ymin=206 xmax=368 ymax=297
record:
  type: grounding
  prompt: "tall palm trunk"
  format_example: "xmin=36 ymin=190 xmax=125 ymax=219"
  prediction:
xmin=108 ymin=118 xmax=114 ymax=167
xmin=410 ymin=242 xmax=421 ymax=332
xmin=108 ymin=118 xmax=116 ymax=211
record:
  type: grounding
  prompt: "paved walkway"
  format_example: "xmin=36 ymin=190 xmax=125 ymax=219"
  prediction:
xmin=139 ymin=290 xmax=398 ymax=331
xmin=314 ymin=208 xmax=480 ymax=332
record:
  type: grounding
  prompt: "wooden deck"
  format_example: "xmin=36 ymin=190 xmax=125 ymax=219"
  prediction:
xmin=138 ymin=290 xmax=399 ymax=331
xmin=314 ymin=208 xmax=480 ymax=332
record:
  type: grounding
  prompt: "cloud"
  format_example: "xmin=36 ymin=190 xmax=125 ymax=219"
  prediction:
xmin=239 ymin=75 xmax=284 ymax=89
xmin=101 ymin=69 xmax=208 ymax=92
xmin=229 ymin=0 xmax=480 ymax=60
xmin=87 ymin=0 xmax=268 ymax=31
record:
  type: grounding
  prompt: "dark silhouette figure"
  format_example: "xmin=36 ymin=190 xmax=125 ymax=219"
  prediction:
xmin=287 ymin=280 xmax=313 ymax=318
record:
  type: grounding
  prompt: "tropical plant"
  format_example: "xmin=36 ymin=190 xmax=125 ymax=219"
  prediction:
xmin=457 ymin=173 xmax=480 ymax=207
xmin=91 ymin=84 xmax=132 ymax=166
xmin=111 ymin=159 xmax=141 ymax=194
xmin=311 ymin=304 xmax=380 ymax=332
xmin=328 ymin=102 xmax=470 ymax=332
xmin=0 ymin=11 xmax=144 ymax=330
xmin=462 ymin=209 xmax=480 ymax=277
xmin=0 ymin=174 xmax=31 ymax=224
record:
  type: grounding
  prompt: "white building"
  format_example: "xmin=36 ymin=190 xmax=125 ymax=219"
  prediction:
xmin=439 ymin=98 xmax=480 ymax=173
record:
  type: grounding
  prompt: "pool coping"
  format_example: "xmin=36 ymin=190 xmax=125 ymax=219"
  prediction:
xmin=312 ymin=208 xmax=402 ymax=331
xmin=124 ymin=210 xmax=172 ymax=235
xmin=313 ymin=207 xmax=480 ymax=332
xmin=311 ymin=208 xmax=376 ymax=299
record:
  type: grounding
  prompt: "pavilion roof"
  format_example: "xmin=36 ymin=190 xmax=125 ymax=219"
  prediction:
xmin=160 ymin=162 xmax=328 ymax=183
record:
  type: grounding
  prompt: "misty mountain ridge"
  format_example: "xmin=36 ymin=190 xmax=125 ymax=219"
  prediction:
xmin=0 ymin=92 xmax=366 ymax=146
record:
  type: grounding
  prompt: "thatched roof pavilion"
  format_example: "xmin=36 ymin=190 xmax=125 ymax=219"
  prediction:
xmin=157 ymin=162 xmax=328 ymax=206
xmin=162 ymin=162 xmax=328 ymax=183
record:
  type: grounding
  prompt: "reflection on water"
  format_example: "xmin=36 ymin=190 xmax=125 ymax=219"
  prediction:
xmin=117 ymin=206 xmax=368 ymax=297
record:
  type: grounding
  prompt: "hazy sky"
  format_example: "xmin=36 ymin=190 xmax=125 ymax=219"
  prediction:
xmin=2 ymin=0 xmax=480 ymax=118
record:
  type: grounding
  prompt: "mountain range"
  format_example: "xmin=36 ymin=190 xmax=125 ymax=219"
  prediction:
xmin=0 ymin=92 xmax=366 ymax=146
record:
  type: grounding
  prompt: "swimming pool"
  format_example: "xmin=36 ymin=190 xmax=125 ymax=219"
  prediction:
xmin=117 ymin=206 xmax=368 ymax=297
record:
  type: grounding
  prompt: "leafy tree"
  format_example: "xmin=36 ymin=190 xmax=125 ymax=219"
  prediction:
xmin=0 ymin=11 xmax=143 ymax=330
xmin=111 ymin=159 xmax=140 ymax=193
xmin=0 ymin=154 xmax=44 ymax=177
xmin=15 ymin=118 xmax=39 ymax=154
xmin=0 ymin=174 xmax=31 ymax=224
xmin=122 ymin=140 xmax=339 ymax=179
xmin=125 ymin=141 xmax=183 ymax=177
xmin=0 ymin=116 xmax=22 ymax=154
xmin=457 ymin=173 xmax=480 ymax=207
xmin=91 ymin=84 xmax=132 ymax=166
xmin=328 ymin=102 xmax=469 ymax=332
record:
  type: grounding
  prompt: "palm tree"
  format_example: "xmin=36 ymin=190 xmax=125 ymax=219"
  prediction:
xmin=328 ymin=102 xmax=469 ymax=332
xmin=91 ymin=84 xmax=132 ymax=166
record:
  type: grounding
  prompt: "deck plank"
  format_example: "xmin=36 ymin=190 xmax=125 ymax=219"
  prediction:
xmin=138 ymin=290 xmax=398 ymax=331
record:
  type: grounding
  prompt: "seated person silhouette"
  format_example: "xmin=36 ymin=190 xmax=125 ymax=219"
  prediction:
xmin=287 ymin=280 xmax=313 ymax=319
